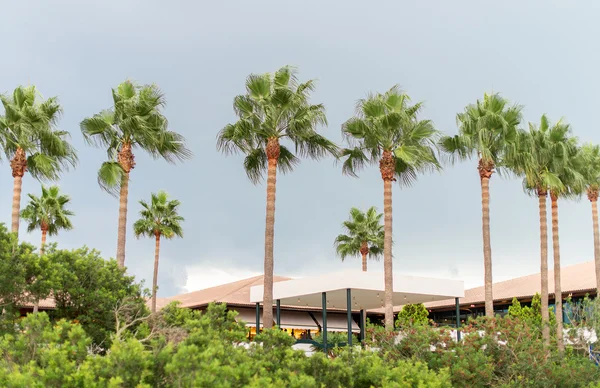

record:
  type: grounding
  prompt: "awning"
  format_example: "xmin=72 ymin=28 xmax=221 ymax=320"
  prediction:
xmin=234 ymin=308 xmax=263 ymax=327
xmin=313 ymin=313 xmax=360 ymax=333
xmin=279 ymin=311 xmax=318 ymax=330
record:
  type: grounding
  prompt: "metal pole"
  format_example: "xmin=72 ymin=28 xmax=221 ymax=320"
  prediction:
xmin=255 ymin=302 xmax=260 ymax=337
xmin=346 ymin=288 xmax=353 ymax=347
xmin=455 ymin=297 xmax=461 ymax=341
xmin=322 ymin=292 xmax=327 ymax=354
xmin=276 ymin=299 xmax=281 ymax=328
xmin=360 ymin=309 xmax=365 ymax=345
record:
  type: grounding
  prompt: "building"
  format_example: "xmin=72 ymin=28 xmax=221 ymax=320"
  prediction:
xmin=426 ymin=260 xmax=597 ymax=325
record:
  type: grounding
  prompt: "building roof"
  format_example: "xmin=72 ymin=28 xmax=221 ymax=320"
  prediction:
xmin=426 ymin=260 xmax=596 ymax=310
xmin=155 ymin=274 xmax=293 ymax=310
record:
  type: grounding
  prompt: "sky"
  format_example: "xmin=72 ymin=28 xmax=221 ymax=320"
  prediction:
xmin=1 ymin=1 xmax=599 ymax=297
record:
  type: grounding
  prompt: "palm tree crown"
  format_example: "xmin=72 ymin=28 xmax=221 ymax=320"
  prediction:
xmin=80 ymin=80 xmax=192 ymax=194
xmin=441 ymin=93 xmax=522 ymax=173
xmin=0 ymin=85 xmax=77 ymax=180
xmin=133 ymin=191 xmax=184 ymax=240
xmin=216 ymin=66 xmax=337 ymax=183
xmin=334 ymin=207 xmax=384 ymax=271
xmin=341 ymin=85 xmax=441 ymax=183
xmin=21 ymin=185 xmax=74 ymax=236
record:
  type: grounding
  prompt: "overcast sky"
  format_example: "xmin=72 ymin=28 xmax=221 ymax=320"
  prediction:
xmin=2 ymin=1 xmax=599 ymax=297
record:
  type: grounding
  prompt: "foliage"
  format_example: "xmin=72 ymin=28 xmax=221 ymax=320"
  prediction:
xmin=440 ymin=92 xmax=522 ymax=169
xmin=20 ymin=185 xmax=74 ymax=239
xmin=0 ymin=85 xmax=77 ymax=180
xmin=508 ymin=293 xmax=556 ymax=326
xmin=340 ymin=85 xmax=441 ymax=185
xmin=216 ymin=65 xmax=337 ymax=184
xmin=334 ymin=206 xmax=384 ymax=264
xmin=80 ymin=80 xmax=191 ymax=195
xmin=367 ymin=314 xmax=600 ymax=387
xmin=397 ymin=303 xmax=429 ymax=327
xmin=133 ymin=191 xmax=184 ymax=240
xmin=47 ymin=246 xmax=147 ymax=347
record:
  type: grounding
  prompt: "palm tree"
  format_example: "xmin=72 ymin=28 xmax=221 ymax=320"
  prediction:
xmin=334 ymin=207 xmax=384 ymax=271
xmin=133 ymin=191 xmax=184 ymax=313
xmin=0 ymin=85 xmax=77 ymax=236
xmin=21 ymin=185 xmax=74 ymax=254
xmin=440 ymin=93 xmax=522 ymax=318
xmin=580 ymin=144 xmax=600 ymax=294
xmin=340 ymin=86 xmax=441 ymax=329
xmin=506 ymin=115 xmax=573 ymax=345
xmin=81 ymin=81 xmax=191 ymax=268
xmin=547 ymin=139 xmax=584 ymax=353
xmin=217 ymin=66 xmax=337 ymax=329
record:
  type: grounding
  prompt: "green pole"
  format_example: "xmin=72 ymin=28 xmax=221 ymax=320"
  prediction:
xmin=276 ymin=299 xmax=281 ymax=327
xmin=322 ymin=292 xmax=327 ymax=354
xmin=346 ymin=288 xmax=352 ymax=347
xmin=255 ymin=302 xmax=260 ymax=337
xmin=359 ymin=309 xmax=365 ymax=345
xmin=455 ymin=297 xmax=461 ymax=341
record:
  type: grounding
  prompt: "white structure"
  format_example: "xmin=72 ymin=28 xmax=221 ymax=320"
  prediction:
xmin=250 ymin=270 xmax=464 ymax=350
xmin=250 ymin=270 xmax=464 ymax=310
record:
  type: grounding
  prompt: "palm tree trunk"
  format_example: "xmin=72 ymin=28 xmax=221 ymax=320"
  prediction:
xmin=538 ymin=191 xmax=550 ymax=345
xmin=383 ymin=179 xmax=394 ymax=329
xmin=380 ymin=150 xmax=395 ymax=330
xmin=32 ymin=300 xmax=39 ymax=314
xmin=10 ymin=147 xmax=27 ymax=236
xmin=588 ymin=189 xmax=600 ymax=293
xmin=262 ymin=138 xmax=280 ymax=329
xmin=479 ymin=165 xmax=494 ymax=318
xmin=11 ymin=175 xmax=23 ymax=235
xmin=551 ymin=193 xmax=564 ymax=353
xmin=360 ymin=241 xmax=368 ymax=272
xmin=116 ymin=172 xmax=130 ymax=268
xmin=151 ymin=233 xmax=161 ymax=313
xmin=41 ymin=228 xmax=48 ymax=255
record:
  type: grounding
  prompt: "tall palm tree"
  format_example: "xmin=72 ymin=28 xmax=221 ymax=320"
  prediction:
xmin=580 ymin=143 xmax=600 ymax=294
xmin=217 ymin=66 xmax=337 ymax=329
xmin=334 ymin=207 xmax=384 ymax=271
xmin=340 ymin=86 xmax=441 ymax=329
xmin=548 ymin=139 xmax=584 ymax=353
xmin=440 ymin=93 xmax=522 ymax=318
xmin=506 ymin=115 xmax=573 ymax=345
xmin=21 ymin=185 xmax=74 ymax=254
xmin=0 ymin=85 xmax=77 ymax=236
xmin=81 ymin=81 xmax=191 ymax=268
xmin=133 ymin=191 xmax=184 ymax=313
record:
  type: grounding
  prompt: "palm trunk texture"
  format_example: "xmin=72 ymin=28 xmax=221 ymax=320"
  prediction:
xmin=538 ymin=192 xmax=550 ymax=345
xmin=41 ymin=228 xmax=48 ymax=255
xmin=589 ymin=189 xmax=600 ymax=294
xmin=262 ymin=138 xmax=279 ymax=329
xmin=116 ymin=172 xmax=130 ymax=268
xmin=551 ymin=194 xmax=564 ymax=353
xmin=383 ymin=179 xmax=394 ymax=329
xmin=360 ymin=241 xmax=368 ymax=272
xmin=151 ymin=233 xmax=161 ymax=313
xmin=10 ymin=147 xmax=27 ymax=236
xmin=480 ymin=175 xmax=493 ymax=317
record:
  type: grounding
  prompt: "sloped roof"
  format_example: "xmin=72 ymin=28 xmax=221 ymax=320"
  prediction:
xmin=155 ymin=275 xmax=293 ymax=310
xmin=426 ymin=260 xmax=596 ymax=310
xmin=19 ymin=296 xmax=55 ymax=309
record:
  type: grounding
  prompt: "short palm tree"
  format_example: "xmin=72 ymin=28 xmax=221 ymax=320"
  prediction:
xmin=217 ymin=66 xmax=337 ymax=328
xmin=506 ymin=115 xmax=572 ymax=345
xmin=334 ymin=207 xmax=384 ymax=272
xmin=341 ymin=86 xmax=441 ymax=329
xmin=0 ymin=85 xmax=77 ymax=236
xmin=547 ymin=133 xmax=583 ymax=353
xmin=20 ymin=185 xmax=74 ymax=254
xmin=440 ymin=93 xmax=522 ymax=318
xmin=81 ymin=81 xmax=191 ymax=268
xmin=580 ymin=143 xmax=600 ymax=294
xmin=133 ymin=191 xmax=184 ymax=313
